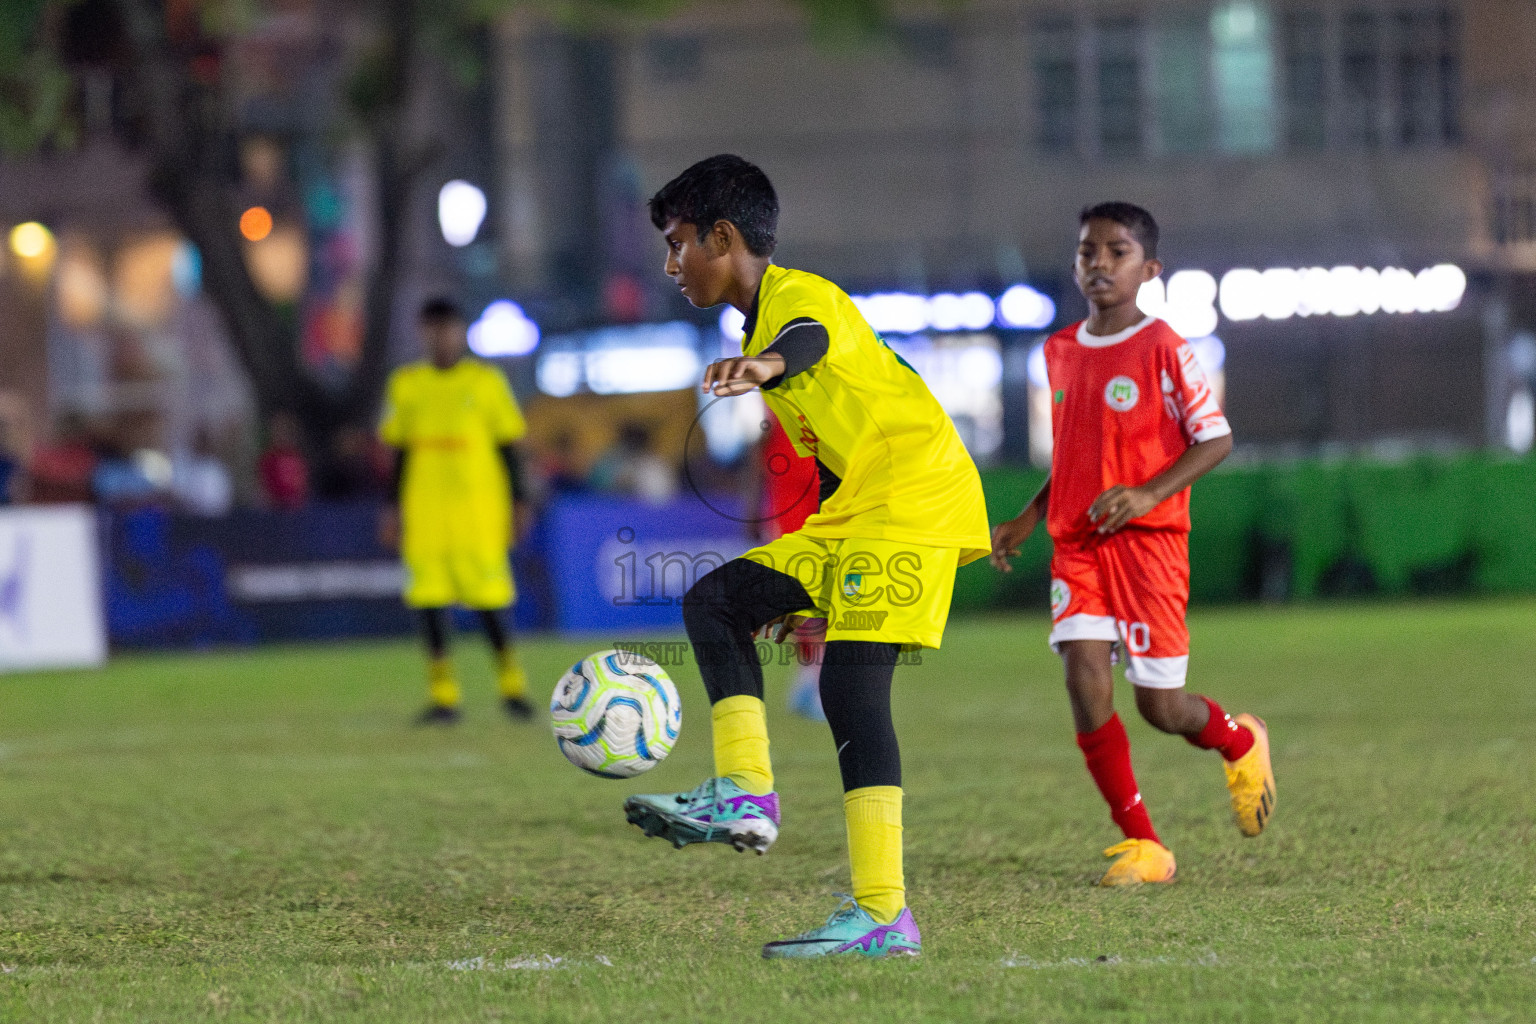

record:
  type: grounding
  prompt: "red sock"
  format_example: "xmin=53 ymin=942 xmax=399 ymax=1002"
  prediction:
xmin=1076 ymin=714 xmax=1160 ymax=844
xmin=1186 ymin=695 xmax=1255 ymax=761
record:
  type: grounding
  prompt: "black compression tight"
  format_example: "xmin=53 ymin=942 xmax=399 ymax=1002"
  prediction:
xmin=821 ymin=640 xmax=902 ymax=791
xmin=419 ymin=608 xmax=511 ymax=658
xmin=681 ymin=559 xmax=902 ymax=793
xmin=681 ymin=558 xmax=815 ymax=704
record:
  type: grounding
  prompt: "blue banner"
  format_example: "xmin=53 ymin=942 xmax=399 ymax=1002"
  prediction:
xmin=101 ymin=502 xmax=547 ymax=649
xmin=543 ymin=494 xmax=750 ymax=634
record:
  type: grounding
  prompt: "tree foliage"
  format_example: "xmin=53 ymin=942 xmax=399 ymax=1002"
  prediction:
xmin=0 ymin=0 xmax=890 ymax=443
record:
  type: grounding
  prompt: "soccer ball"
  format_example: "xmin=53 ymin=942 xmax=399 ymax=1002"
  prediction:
xmin=550 ymin=650 xmax=682 ymax=778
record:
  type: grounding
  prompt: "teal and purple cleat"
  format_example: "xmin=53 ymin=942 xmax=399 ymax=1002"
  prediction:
xmin=761 ymin=895 xmax=922 ymax=959
xmin=624 ymin=776 xmax=780 ymax=854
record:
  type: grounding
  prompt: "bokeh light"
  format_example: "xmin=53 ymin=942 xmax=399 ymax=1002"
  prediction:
xmin=239 ymin=206 xmax=274 ymax=242
xmin=10 ymin=221 xmax=54 ymax=259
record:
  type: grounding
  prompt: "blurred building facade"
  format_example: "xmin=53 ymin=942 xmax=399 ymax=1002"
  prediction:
xmin=493 ymin=0 xmax=1536 ymax=457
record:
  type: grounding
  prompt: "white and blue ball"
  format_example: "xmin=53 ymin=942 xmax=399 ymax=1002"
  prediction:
xmin=550 ymin=650 xmax=681 ymax=778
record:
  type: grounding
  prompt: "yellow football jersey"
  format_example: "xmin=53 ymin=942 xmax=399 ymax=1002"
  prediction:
xmin=379 ymin=359 xmax=526 ymax=557
xmin=742 ymin=264 xmax=991 ymax=565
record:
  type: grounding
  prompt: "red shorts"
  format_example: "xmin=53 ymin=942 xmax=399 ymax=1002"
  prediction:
xmin=1048 ymin=529 xmax=1190 ymax=689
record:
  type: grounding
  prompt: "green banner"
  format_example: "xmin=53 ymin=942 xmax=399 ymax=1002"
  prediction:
xmin=956 ymin=454 xmax=1536 ymax=613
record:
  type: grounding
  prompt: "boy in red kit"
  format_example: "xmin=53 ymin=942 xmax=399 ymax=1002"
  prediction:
xmin=990 ymin=202 xmax=1275 ymax=886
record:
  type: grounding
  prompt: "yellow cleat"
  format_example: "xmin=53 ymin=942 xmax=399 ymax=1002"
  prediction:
xmin=1098 ymin=839 xmax=1177 ymax=886
xmin=1224 ymin=713 xmax=1275 ymax=837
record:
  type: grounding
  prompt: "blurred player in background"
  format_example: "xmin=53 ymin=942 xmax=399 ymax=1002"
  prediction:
xmin=990 ymin=203 xmax=1275 ymax=885
xmin=379 ymin=298 xmax=535 ymax=724
xmin=754 ymin=412 xmax=825 ymax=721
xmin=625 ymin=155 xmax=991 ymax=959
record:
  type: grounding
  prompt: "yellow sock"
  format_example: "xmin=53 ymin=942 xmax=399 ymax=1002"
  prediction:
xmin=496 ymin=650 xmax=527 ymax=699
xmin=711 ymin=695 xmax=774 ymax=795
xmin=428 ymin=657 xmax=461 ymax=709
xmin=845 ymin=786 xmax=904 ymax=925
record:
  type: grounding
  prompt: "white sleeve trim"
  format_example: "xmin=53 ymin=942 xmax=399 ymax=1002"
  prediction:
xmin=1189 ymin=419 xmax=1233 ymax=443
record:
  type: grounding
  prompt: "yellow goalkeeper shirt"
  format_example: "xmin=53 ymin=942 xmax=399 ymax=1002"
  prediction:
xmin=378 ymin=358 xmax=526 ymax=555
xmin=740 ymin=264 xmax=991 ymax=565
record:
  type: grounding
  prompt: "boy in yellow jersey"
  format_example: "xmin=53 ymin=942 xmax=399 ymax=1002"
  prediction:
xmin=623 ymin=156 xmax=991 ymax=958
xmin=379 ymin=298 xmax=534 ymax=724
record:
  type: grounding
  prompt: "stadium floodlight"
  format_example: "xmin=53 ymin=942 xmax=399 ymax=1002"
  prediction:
xmin=1416 ymin=264 xmax=1467 ymax=313
xmin=1328 ymin=266 xmax=1362 ymax=316
xmin=536 ymin=351 xmax=582 ymax=397
xmin=1190 ymin=335 xmax=1226 ymax=374
xmin=1026 ymin=342 xmax=1048 ymax=388
xmin=960 ymin=292 xmax=999 ymax=330
xmin=1508 ymin=388 xmax=1535 ymax=454
xmin=957 ymin=345 xmax=1004 ymax=391
xmin=467 ymin=300 xmax=540 ymax=357
xmin=438 ymin=180 xmax=487 ymax=247
xmin=1260 ymin=268 xmax=1302 ymax=320
xmin=1375 ymin=267 xmax=1412 ymax=314
xmin=997 ymin=284 xmax=1057 ymax=329
xmin=1356 ymin=267 xmax=1383 ymax=314
xmin=853 ymin=292 xmax=930 ymax=334
xmin=719 ymin=305 xmax=746 ymax=339
xmin=1295 ymin=267 xmax=1333 ymax=317
xmin=9 ymin=221 xmax=53 ymax=259
xmin=585 ymin=345 xmax=701 ymax=394
xmin=1164 ymin=270 xmax=1219 ymax=339
xmin=934 ymin=292 xmax=998 ymax=331
xmin=1168 ymin=304 xmax=1219 ymax=340
xmin=928 ymin=293 xmax=968 ymax=332
xmin=1218 ymin=269 xmax=1264 ymax=321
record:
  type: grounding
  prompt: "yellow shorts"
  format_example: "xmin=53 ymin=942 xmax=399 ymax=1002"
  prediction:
xmin=403 ymin=550 xmax=515 ymax=610
xmin=740 ymin=533 xmax=959 ymax=649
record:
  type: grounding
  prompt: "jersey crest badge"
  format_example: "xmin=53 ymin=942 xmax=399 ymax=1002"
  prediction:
xmin=842 ymin=573 xmax=862 ymax=599
xmin=1050 ymin=578 xmax=1071 ymax=619
xmin=1104 ymin=376 xmax=1140 ymax=412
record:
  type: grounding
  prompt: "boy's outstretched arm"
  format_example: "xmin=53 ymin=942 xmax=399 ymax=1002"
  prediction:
xmin=990 ymin=475 xmax=1050 ymax=571
xmin=1089 ymin=433 xmax=1233 ymax=535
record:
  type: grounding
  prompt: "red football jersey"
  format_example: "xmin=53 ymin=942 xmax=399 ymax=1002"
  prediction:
xmin=760 ymin=412 xmax=820 ymax=539
xmin=1045 ymin=317 xmax=1230 ymax=543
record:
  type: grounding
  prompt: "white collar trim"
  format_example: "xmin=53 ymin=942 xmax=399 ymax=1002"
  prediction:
xmin=1076 ymin=315 xmax=1156 ymax=348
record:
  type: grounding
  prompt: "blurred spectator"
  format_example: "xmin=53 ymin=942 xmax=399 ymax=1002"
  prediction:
xmin=590 ymin=421 xmax=677 ymax=505
xmin=173 ymin=430 xmax=234 ymax=517
xmin=538 ymin=429 xmax=589 ymax=496
xmin=29 ymin=413 xmax=99 ymax=504
xmin=0 ymin=419 xmax=21 ymax=505
xmin=93 ymin=451 xmax=163 ymax=505
xmin=316 ymin=423 xmax=391 ymax=501
xmin=258 ymin=411 xmax=310 ymax=510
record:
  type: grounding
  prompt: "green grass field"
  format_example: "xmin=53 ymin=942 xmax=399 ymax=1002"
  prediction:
xmin=2 ymin=599 xmax=1534 ymax=1022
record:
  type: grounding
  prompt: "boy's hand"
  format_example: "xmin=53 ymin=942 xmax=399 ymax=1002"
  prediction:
xmin=756 ymin=612 xmax=817 ymax=644
xmin=1088 ymin=485 xmax=1160 ymax=534
xmin=990 ymin=509 xmax=1040 ymax=571
xmin=702 ymin=353 xmax=787 ymax=396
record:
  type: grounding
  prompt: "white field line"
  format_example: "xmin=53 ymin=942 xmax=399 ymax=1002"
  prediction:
xmin=446 ymin=954 xmax=613 ymax=971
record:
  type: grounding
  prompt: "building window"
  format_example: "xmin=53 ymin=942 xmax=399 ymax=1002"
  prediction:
xmin=1096 ymin=17 xmax=1145 ymax=158
xmin=1033 ymin=18 xmax=1079 ymax=154
xmin=1280 ymin=10 xmax=1328 ymax=149
xmin=1339 ymin=10 xmax=1383 ymax=146
xmin=1211 ymin=1 xmax=1278 ymax=154
xmin=1153 ymin=14 xmax=1215 ymax=155
xmin=1033 ymin=2 xmax=1461 ymax=160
